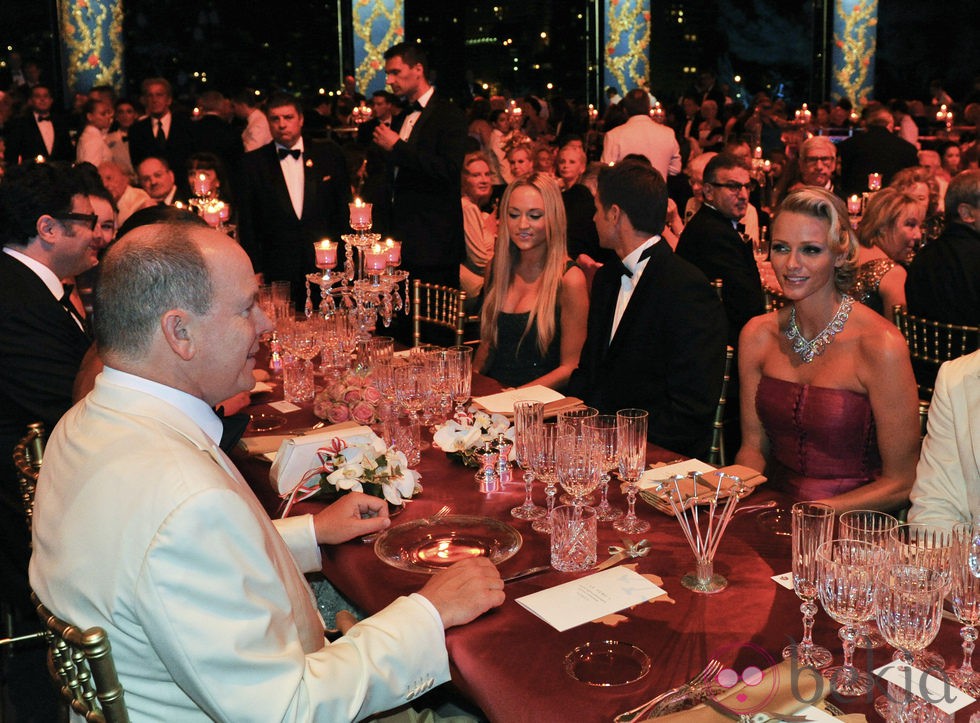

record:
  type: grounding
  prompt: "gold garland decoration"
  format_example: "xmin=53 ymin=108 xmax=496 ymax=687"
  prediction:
xmin=352 ymin=0 xmax=404 ymax=95
xmin=833 ymin=0 xmax=877 ymax=104
xmin=606 ymin=0 xmax=651 ymax=94
xmin=58 ymin=0 xmax=124 ymax=92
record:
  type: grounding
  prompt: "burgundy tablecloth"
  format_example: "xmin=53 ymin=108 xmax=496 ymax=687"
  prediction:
xmin=236 ymin=373 xmax=978 ymax=723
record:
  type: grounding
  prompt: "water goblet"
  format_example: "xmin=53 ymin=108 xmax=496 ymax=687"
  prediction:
xmin=278 ymin=315 xmax=324 ymax=403
xmin=583 ymin=415 xmax=623 ymax=522
xmin=557 ymin=407 xmax=598 ymax=505
xmin=511 ymin=400 xmax=545 ymax=521
xmin=948 ymin=523 xmax=980 ymax=696
xmin=530 ymin=422 xmax=560 ymax=534
xmin=816 ymin=539 xmax=891 ymax=696
xmin=392 ymin=357 xmax=425 ymax=423
xmin=446 ymin=345 xmax=472 ymax=416
xmin=782 ymin=502 xmax=835 ymax=669
xmin=612 ymin=409 xmax=650 ymax=535
xmin=555 ymin=424 xmax=601 ymax=508
xmin=839 ymin=509 xmax=899 ymax=649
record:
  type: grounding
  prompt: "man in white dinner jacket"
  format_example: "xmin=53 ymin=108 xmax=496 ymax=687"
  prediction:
xmin=908 ymin=349 xmax=980 ymax=527
xmin=29 ymin=222 xmax=504 ymax=722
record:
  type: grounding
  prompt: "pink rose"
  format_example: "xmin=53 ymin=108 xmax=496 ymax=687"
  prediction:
xmin=327 ymin=403 xmax=351 ymax=423
xmin=351 ymin=401 xmax=376 ymax=424
xmin=327 ymin=382 xmax=346 ymax=400
xmin=343 ymin=388 xmax=363 ymax=404
xmin=362 ymin=384 xmax=382 ymax=404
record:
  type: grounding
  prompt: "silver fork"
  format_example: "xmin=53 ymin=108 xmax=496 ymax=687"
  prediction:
xmin=613 ymin=658 xmax=722 ymax=723
xmin=362 ymin=504 xmax=452 ymax=544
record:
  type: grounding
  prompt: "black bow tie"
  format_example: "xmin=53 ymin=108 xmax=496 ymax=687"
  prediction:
xmin=278 ymin=147 xmax=301 ymax=161
xmin=735 ymin=223 xmax=746 ymax=234
xmin=407 ymin=100 xmax=424 ymax=114
xmin=36 ymin=114 xmax=51 ymax=122
xmin=615 ymin=244 xmax=657 ymax=279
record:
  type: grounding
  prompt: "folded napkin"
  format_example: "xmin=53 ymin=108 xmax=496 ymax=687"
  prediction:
xmin=637 ymin=462 xmax=767 ymax=500
xmin=250 ymin=381 xmax=275 ymax=395
xmin=655 ymin=659 xmax=864 ymax=722
xmin=239 ymin=420 xmax=363 ymax=457
xmin=472 ymin=385 xmax=582 ymax=417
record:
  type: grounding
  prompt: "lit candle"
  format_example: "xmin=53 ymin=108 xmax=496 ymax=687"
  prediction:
xmin=349 ymin=198 xmax=372 ymax=228
xmin=192 ymin=172 xmax=209 ymax=197
xmin=217 ymin=201 xmax=230 ymax=222
xmin=34 ymin=154 xmax=45 ymax=163
xmin=201 ymin=202 xmax=221 ymax=227
xmin=364 ymin=243 xmax=387 ymax=272
xmin=868 ymin=173 xmax=881 ymax=192
xmin=762 ymin=160 xmax=771 ymax=173
xmin=753 ymin=146 xmax=762 ymax=160
xmin=847 ymin=195 xmax=862 ymax=215
xmin=314 ymin=239 xmax=337 ymax=268
xmin=384 ymin=238 xmax=401 ymax=266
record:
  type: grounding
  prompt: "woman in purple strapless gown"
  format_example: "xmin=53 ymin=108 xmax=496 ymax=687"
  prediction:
xmin=735 ymin=188 xmax=920 ymax=513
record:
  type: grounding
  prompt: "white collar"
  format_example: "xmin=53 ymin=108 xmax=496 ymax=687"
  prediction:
xmin=3 ymin=246 xmax=64 ymax=300
xmin=412 ymin=86 xmax=435 ymax=110
xmin=102 ymin=366 xmax=224 ymax=446
xmin=621 ymin=236 xmax=660 ymax=275
xmin=275 ymin=137 xmax=305 ymax=155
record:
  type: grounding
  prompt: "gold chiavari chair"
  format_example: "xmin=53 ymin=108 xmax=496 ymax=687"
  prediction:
xmin=893 ymin=305 xmax=980 ymax=399
xmin=12 ymin=422 xmax=45 ymax=537
xmin=709 ymin=346 xmax=735 ymax=467
xmin=412 ymin=279 xmax=467 ymax=347
xmin=763 ymin=286 xmax=788 ymax=314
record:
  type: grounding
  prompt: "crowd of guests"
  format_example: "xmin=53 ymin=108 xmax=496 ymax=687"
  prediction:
xmin=1 ymin=44 xmax=980 ymax=721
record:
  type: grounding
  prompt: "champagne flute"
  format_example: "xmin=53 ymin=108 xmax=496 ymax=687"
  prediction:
xmin=839 ymin=509 xmax=899 ymax=649
xmin=446 ymin=345 xmax=472 ymax=416
xmin=584 ymin=415 xmax=623 ymax=522
xmin=948 ymin=523 xmax=980 ymax=696
xmin=782 ymin=502 xmax=835 ymax=669
xmin=613 ymin=409 xmax=650 ymax=535
xmin=530 ymin=422 xmax=560 ymax=534
xmin=511 ymin=401 xmax=545 ymax=521
xmin=816 ymin=539 xmax=890 ymax=696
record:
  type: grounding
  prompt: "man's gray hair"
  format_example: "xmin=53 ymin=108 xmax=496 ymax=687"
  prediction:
xmin=946 ymin=169 xmax=980 ymax=223
xmin=94 ymin=224 xmax=213 ymax=358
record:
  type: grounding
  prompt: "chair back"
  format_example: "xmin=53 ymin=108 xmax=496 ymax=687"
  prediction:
xmin=12 ymin=422 xmax=45 ymax=536
xmin=710 ymin=278 xmax=723 ymax=301
xmin=32 ymin=592 xmax=130 ymax=723
xmin=709 ymin=346 xmax=734 ymax=467
xmin=763 ymin=287 xmax=788 ymax=313
xmin=893 ymin=305 xmax=980 ymax=398
xmin=412 ymin=279 xmax=466 ymax=347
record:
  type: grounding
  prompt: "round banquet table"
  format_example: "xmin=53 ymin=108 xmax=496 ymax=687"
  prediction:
xmin=236 ymin=372 xmax=978 ymax=723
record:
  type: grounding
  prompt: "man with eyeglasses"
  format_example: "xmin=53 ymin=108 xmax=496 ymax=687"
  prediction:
xmin=795 ymin=136 xmax=840 ymax=195
xmin=0 ymin=160 xmax=98 ymax=721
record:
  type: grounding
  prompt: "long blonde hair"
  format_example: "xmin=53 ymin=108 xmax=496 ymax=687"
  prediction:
xmin=480 ymin=173 xmax=569 ymax=357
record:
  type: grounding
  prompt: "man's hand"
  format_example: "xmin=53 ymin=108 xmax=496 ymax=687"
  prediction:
xmin=311 ymin=492 xmax=390 ymax=544
xmin=373 ymin=123 xmax=400 ymax=152
xmin=418 ymin=557 xmax=505 ymax=629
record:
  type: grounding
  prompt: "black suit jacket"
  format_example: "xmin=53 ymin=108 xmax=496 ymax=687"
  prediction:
xmin=191 ymin=114 xmax=244 ymax=176
xmin=837 ymin=126 xmax=919 ymax=196
xmin=381 ymin=94 xmax=467 ymax=285
xmin=0 ymin=251 xmax=91 ymax=611
xmin=568 ymin=241 xmax=728 ymax=459
xmin=675 ymin=204 xmax=764 ymax=348
xmin=906 ymin=222 xmax=980 ymax=327
xmin=238 ymin=138 xmax=351 ymax=306
xmin=3 ymin=112 xmax=74 ymax=165
xmin=129 ymin=112 xmax=196 ymax=185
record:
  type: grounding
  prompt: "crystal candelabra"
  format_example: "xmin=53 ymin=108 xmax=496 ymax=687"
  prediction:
xmin=306 ymin=198 xmax=410 ymax=337
xmin=936 ymin=104 xmax=953 ymax=133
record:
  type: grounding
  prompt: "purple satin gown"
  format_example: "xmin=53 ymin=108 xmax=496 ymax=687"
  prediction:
xmin=755 ymin=376 xmax=881 ymax=500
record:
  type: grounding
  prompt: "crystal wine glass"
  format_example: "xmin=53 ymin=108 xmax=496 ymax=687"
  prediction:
xmin=816 ymin=539 xmax=891 ymax=696
xmin=446 ymin=345 xmax=472 ymax=416
xmin=838 ymin=509 xmax=899 ymax=649
xmin=613 ymin=408 xmax=650 ymax=535
xmin=511 ymin=400 xmax=545 ymax=521
xmin=583 ymin=415 xmax=623 ymax=522
xmin=557 ymin=407 xmax=598 ymax=505
xmin=555 ymin=423 xmax=601 ymax=508
xmin=782 ymin=502 xmax=835 ymax=669
xmin=530 ymin=421 xmax=560 ymax=534
xmin=392 ymin=357 xmax=424 ymax=423
xmin=948 ymin=523 xmax=980 ymax=696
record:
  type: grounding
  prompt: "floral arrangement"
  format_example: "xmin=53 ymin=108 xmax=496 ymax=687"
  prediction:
xmin=313 ymin=372 xmax=383 ymax=425
xmin=432 ymin=406 xmax=516 ymax=468
xmin=281 ymin=433 xmax=421 ymax=517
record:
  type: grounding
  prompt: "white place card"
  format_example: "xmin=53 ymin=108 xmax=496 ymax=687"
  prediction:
xmin=250 ymin=381 xmax=275 ymax=395
xmin=472 ymin=385 xmax=565 ymax=415
xmin=637 ymin=459 xmax=716 ymax=491
xmin=873 ymin=662 xmax=976 ymax=714
xmin=772 ymin=572 xmax=794 ymax=590
xmin=268 ymin=400 xmax=301 ymax=413
xmin=515 ymin=567 xmax=665 ymax=632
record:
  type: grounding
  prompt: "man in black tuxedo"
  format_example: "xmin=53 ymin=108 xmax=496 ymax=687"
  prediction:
xmin=373 ymin=42 xmax=467 ymax=289
xmin=837 ymin=108 xmax=919 ymax=195
xmin=191 ymin=89 xmax=243 ymax=173
xmin=3 ymin=84 xmax=74 ymax=165
xmin=357 ymin=90 xmax=397 ymax=145
xmin=128 ymin=77 xmax=195 ymax=194
xmin=238 ymin=93 xmax=350 ymax=309
xmin=568 ymin=160 xmax=727 ymax=459
xmin=0 ymin=162 xmax=97 ymax=720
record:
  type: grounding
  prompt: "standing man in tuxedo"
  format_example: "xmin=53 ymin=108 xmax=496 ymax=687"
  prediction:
xmin=568 ymin=160 xmax=727 ymax=459
xmin=373 ymin=42 xmax=468 ymax=289
xmin=837 ymin=108 xmax=919 ymax=195
xmin=238 ymin=93 xmax=350 ymax=309
xmin=3 ymin=84 xmax=74 ymax=165
xmin=0 ymin=162 xmax=98 ymax=721
xmin=128 ymin=78 xmax=194 ymax=194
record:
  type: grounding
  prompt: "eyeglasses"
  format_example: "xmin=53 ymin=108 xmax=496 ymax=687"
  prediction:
xmin=55 ymin=212 xmax=99 ymax=230
xmin=706 ymin=181 xmax=752 ymax=193
xmin=803 ymin=156 xmax=836 ymax=166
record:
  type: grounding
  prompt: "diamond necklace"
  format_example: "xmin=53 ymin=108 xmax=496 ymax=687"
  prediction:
xmin=785 ymin=295 xmax=853 ymax=363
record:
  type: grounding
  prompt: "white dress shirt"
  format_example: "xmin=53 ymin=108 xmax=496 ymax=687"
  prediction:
xmin=277 ymin=138 xmax=305 ymax=219
xmin=398 ymin=86 xmax=434 ymax=142
xmin=242 ymin=107 xmax=273 ymax=152
xmin=611 ymin=236 xmax=660 ymax=341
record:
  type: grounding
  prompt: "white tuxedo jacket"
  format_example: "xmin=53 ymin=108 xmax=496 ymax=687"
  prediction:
xmin=908 ymin=350 xmax=980 ymax=527
xmin=30 ymin=375 xmax=448 ymax=722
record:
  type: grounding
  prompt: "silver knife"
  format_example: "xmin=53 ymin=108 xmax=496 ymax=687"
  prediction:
xmin=502 ymin=565 xmax=551 ymax=584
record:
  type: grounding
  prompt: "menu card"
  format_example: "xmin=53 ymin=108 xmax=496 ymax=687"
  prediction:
xmin=874 ymin=662 xmax=975 ymax=714
xmin=516 ymin=567 xmax=665 ymax=632
xmin=472 ymin=385 xmax=566 ymax=415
